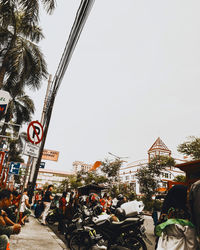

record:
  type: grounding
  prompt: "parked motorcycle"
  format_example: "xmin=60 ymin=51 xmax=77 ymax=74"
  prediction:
xmin=68 ymin=201 xmax=151 ymax=250
xmin=46 ymin=207 xmax=61 ymax=225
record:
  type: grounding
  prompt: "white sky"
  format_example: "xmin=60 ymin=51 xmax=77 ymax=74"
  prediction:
xmin=26 ymin=0 xmax=200 ymax=172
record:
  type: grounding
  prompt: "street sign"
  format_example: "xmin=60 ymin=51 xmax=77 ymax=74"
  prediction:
xmin=23 ymin=142 xmax=39 ymax=158
xmin=9 ymin=162 xmax=20 ymax=175
xmin=27 ymin=121 xmax=44 ymax=144
xmin=42 ymin=149 xmax=59 ymax=162
xmin=40 ymin=162 xmax=45 ymax=169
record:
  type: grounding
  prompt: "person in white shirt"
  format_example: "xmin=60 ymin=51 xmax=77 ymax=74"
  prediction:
xmin=19 ymin=189 xmax=31 ymax=225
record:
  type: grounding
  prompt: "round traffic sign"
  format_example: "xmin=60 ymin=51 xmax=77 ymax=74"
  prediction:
xmin=27 ymin=121 xmax=44 ymax=144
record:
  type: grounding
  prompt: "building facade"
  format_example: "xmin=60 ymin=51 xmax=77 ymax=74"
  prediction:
xmin=119 ymin=137 xmax=186 ymax=195
xmin=73 ymin=161 xmax=92 ymax=173
xmin=36 ymin=169 xmax=73 ymax=189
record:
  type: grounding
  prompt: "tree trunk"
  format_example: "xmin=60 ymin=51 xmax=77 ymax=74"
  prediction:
xmin=1 ymin=111 xmax=11 ymax=136
xmin=0 ymin=66 xmax=6 ymax=89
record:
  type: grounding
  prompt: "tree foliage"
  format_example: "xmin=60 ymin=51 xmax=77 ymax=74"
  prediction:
xmin=110 ymin=183 xmax=137 ymax=201
xmin=173 ymin=175 xmax=186 ymax=183
xmin=136 ymin=155 xmax=175 ymax=200
xmin=101 ymin=158 xmax=122 ymax=183
xmin=177 ymin=136 xmax=200 ymax=160
xmin=0 ymin=1 xmax=48 ymax=89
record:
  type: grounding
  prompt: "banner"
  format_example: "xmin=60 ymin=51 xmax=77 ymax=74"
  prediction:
xmin=42 ymin=149 xmax=59 ymax=162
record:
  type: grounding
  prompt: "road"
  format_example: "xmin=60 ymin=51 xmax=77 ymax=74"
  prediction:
xmin=48 ymin=215 xmax=156 ymax=250
xmin=144 ymin=215 xmax=156 ymax=250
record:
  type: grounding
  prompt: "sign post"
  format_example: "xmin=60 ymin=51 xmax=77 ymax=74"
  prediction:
xmin=17 ymin=121 xmax=44 ymax=222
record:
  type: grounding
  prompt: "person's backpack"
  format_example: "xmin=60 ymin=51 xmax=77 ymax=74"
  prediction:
xmin=34 ymin=201 xmax=44 ymax=218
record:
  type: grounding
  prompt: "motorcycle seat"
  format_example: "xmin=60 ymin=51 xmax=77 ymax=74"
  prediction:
xmin=111 ymin=217 xmax=139 ymax=226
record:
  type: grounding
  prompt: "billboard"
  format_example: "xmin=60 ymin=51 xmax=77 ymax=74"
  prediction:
xmin=42 ymin=149 xmax=59 ymax=162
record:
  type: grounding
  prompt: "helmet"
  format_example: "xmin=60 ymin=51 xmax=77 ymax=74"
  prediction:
xmin=115 ymin=207 xmax=125 ymax=221
xmin=117 ymin=194 xmax=124 ymax=201
xmin=89 ymin=193 xmax=100 ymax=205
xmin=93 ymin=204 xmax=103 ymax=216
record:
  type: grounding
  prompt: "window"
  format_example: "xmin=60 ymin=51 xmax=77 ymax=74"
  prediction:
xmin=125 ymin=176 xmax=130 ymax=180
xmin=162 ymin=182 xmax=167 ymax=188
xmin=162 ymin=172 xmax=169 ymax=178
xmin=131 ymin=175 xmax=135 ymax=179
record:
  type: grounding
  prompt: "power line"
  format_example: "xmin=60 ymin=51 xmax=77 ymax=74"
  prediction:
xmin=29 ymin=0 xmax=95 ymax=201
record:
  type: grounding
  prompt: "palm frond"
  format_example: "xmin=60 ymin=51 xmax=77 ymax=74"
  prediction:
xmin=41 ymin=0 xmax=56 ymax=14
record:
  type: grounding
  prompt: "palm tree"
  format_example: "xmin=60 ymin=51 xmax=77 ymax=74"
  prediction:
xmin=20 ymin=0 xmax=56 ymax=16
xmin=0 ymin=78 xmax=35 ymax=134
xmin=0 ymin=1 xmax=48 ymax=89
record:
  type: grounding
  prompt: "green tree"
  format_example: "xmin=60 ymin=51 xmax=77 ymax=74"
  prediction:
xmin=0 ymin=1 xmax=48 ymax=89
xmin=69 ymin=174 xmax=83 ymax=189
xmin=136 ymin=156 xmax=175 ymax=201
xmin=101 ymin=158 xmax=122 ymax=184
xmin=173 ymin=175 xmax=186 ymax=183
xmin=7 ymin=132 xmax=28 ymax=162
xmin=20 ymin=0 xmax=56 ymax=16
xmin=82 ymin=171 xmax=108 ymax=185
xmin=54 ymin=178 xmax=70 ymax=194
xmin=177 ymin=136 xmax=200 ymax=160
xmin=0 ymin=88 xmax=35 ymax=135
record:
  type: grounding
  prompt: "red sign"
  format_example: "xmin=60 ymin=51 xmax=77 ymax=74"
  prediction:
xmin=27 ymin=121 xmax=44 ymax=144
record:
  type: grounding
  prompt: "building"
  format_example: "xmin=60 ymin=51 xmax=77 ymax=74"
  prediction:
xmin=36 ymin=169 xmax=73 ymax=189
xmin=73 ymin=161 xmax=92 ymax=173
xmin=119 ymin=137 xmax=186 ymax=195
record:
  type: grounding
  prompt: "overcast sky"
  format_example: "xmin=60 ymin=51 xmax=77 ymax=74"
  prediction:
xmin=26 ymin=0 xmax=200 ymax=172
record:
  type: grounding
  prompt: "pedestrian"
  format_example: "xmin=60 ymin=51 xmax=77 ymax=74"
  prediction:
xmin=116 ymin=194 xmax=126 ymax=208
xmin=0 ymin=189 xmax=21 ymax=247
xmin=152 ymin=206 xmax=158 ymax=226
xmin=155 ymin=185 xmax=199 ymax=250
xmin=19 ymin=188 xmax=31 ymax=225
xmin=40 ymin=185 xmax=54 ymax=225
xmin=58 ymin=191 xmax=67 ymax=233
xmin=0 ymin=190 xmax=19 ymax=227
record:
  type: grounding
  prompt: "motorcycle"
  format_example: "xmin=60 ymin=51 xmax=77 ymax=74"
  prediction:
xmin=68 ymin=201 xmax=151 ymax=250
xmin=46 ymin=207 xmax=62 ymax=225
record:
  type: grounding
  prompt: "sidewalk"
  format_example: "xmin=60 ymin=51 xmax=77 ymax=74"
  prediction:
xmin=10 ymin=215 xmax=68 ymax=250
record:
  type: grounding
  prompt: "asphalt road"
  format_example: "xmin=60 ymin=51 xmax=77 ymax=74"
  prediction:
xmin=48 ymin=215 xmax=156 ymax=250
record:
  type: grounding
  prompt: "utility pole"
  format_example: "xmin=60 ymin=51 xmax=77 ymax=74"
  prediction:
xmin=27 ymin=75 xmax=52 ymax=198
xmin=29 ymin=0 xmax=95 ymax=202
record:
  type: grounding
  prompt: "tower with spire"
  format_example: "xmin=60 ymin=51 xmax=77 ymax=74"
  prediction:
xmin=148 ymin=137 xmax=171 ymax=162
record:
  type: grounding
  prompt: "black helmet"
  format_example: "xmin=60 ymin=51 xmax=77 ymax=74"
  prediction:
xmin=115 ymin=207 xmax=125 ymax=221
xmin=93 ymin=204 xmax=103 ymax=216
xmin=117 ymin=194 xmax=124 ymax=200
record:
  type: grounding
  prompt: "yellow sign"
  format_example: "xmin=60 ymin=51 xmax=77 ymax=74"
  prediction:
xmin=42 ymin=149 xmax=59 ymax=162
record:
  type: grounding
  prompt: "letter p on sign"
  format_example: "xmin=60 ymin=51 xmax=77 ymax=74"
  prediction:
xmin=27 ymin=121 xmax=44 ymax=144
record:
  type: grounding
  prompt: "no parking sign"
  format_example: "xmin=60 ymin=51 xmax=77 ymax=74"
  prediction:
xmin=27 ymin=121 xmax=44 ymax=144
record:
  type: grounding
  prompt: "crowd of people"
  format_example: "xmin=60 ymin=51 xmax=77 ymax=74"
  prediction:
xmin=0 ymin=180 xmax=200 ymax=250
xmin=0 ymin=189 xmax=22 ymax=250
